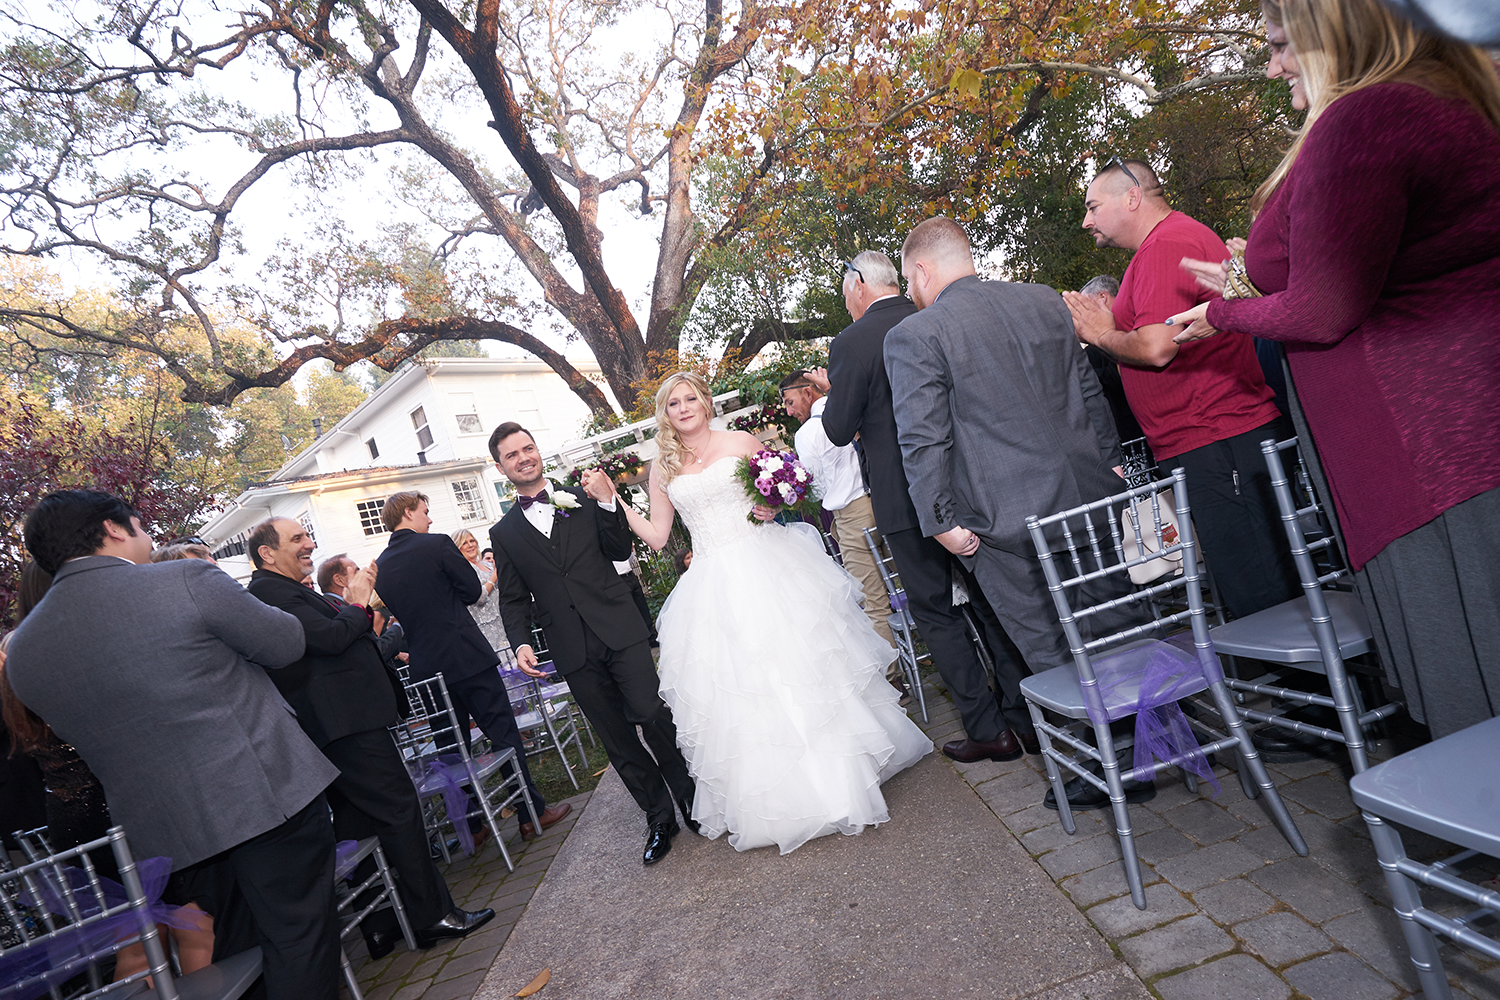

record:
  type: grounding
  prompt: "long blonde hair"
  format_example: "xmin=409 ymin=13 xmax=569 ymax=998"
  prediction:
xmin=652 ymin=371 xmax=715 ymax=487
xmin=1252 ymin=0 xmax=1500 ymax=213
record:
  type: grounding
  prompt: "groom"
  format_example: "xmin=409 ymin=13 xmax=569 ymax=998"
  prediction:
xmin=487 ymin=421 xmax=697 ymax=866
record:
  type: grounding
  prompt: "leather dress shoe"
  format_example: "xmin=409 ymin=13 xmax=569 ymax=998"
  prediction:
xmin=890 ymin=676 xmax=914 ymax=708
xmin=1043 ymin=765 xmax=1156 ymax=811
xmin=1017 ymin=729 xmax=1042 ymax=756
xmin=363 ymin=927 xmax=405 ymax=961
xmin=942 ymin=730 xmax=1024 ymax=763
xmin=677 ymin=794 xmax=701 ymax=835
xmin=643 ymin=821 xmax=680 ymax=866
xmin=518 ymin=802 xmax=572 ymax=840
xmin=414 ymin=906 xmax=496 ymax=948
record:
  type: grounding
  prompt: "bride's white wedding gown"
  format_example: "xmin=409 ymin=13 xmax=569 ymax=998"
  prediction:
xmin=656 ymin=456 xmax=932 ymax=854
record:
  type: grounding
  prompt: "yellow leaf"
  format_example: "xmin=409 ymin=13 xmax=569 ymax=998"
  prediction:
xmin=515 ymin=968 xmax=551 ymax=997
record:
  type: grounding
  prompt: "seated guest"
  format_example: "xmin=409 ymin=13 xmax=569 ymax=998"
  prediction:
xmin=4 ymin=490 xmax=341 ymax=1000
xmin=247 ymin=519 xmax=493 ymax=958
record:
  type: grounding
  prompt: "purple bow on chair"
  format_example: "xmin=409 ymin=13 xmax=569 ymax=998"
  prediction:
xmin=416 ymin=755 xmax=477 ymax=856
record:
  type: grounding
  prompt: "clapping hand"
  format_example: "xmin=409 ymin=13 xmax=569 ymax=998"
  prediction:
xmin=346 ymin=564 xmax=378 ymax=607
xmin=1061 ymin=291 xmax=1115 ymax=345
xmin=1180 ymin=238 xmax=1245 ymax=296
xmin=581 ymin=467 xmax=616 ymax=503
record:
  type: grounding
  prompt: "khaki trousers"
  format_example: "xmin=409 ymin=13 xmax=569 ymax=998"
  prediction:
xmin=830 ymin=494 xmax=899 ymax=681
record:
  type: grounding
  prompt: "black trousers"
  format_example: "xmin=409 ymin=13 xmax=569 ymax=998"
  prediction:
xmin=446 ymin=667 xmax=549 ymax=818
xmin=564 ymin=624 xmax=693 ymax=828
xmin=321 ymin=728 xmax=454 ymax=935
xmin=181 ymin=794 xmax=340 ymax=1000
xmin=621 ymin=571 xmax=658 ymax=642
xmin=1173 ymin=418 xmax=1301 ymax=620
xmin=884 ymin=527 xmax=1032 ymax=740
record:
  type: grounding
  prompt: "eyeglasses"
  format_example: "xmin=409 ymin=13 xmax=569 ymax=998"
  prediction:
xmin=1105 ymin=155 xmax=1142 ymax=189
xmin=844 ymin=260 xmax=864 ymax=284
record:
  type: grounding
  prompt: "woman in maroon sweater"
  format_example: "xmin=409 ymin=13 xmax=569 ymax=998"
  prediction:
xmin=1169 ymin=0 xmax=1500 ymax=739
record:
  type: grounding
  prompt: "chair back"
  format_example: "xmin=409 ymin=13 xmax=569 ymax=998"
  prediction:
xmin=1024 ymin=468 xmax=1221 ymax=717
xmin=391 ymin=673 xmax=475 ymax=769
xmin=1263 ymin=436 xmax=1349 ymax=600
xmin=0 ymin=827 xmax=178 ymax=1000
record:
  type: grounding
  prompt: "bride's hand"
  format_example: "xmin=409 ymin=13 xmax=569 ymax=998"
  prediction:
xmin=751 ymin=504 xmax=777 ymax=522
xmin=582 ymin=467 xmax=616 ymax=502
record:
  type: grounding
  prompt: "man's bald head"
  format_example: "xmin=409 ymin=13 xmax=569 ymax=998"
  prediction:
xmin=1094 ymin=159 xmax=1166 ymax=201
xmin=900 ymin=217 xmax=977 ymax=309
xmin=1083 ymin=159 xmax=1171 ymax=252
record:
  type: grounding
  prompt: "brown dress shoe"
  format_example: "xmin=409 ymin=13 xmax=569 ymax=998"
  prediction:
xmin=519 ymin=803 xmax=572 ymax=840
xmin=942 ymin=731 xmax=1024 ymax=763
xmin=1017 ymin=729 xmax=1042 ymax=756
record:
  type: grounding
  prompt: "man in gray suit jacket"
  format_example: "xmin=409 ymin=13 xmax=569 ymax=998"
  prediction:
xmin=887 ymin=218 xmax=1141 ymax=686
xmin=6 ymin=490 xmax=342 ymax=1000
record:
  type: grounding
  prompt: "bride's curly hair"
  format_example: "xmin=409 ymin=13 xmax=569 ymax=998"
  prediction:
xmin=652 ymin=371 xmax=715 ymax=487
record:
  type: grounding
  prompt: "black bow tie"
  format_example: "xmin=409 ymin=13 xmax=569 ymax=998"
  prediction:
xmin=518 ymin=490 xmax=550 ymax=510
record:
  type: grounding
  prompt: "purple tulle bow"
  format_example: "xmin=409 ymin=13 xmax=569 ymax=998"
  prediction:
xmin=0 ymin=855 xmax=207 ymax=1000
xmin=1084 ymin=632 xmax=1222 ymax=795
xmin=415 ymin=755 xmax=476 ymax=856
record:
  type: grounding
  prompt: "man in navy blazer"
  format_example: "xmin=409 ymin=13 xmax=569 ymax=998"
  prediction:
xmin=374 ymin=492 xmax=571 ymax=839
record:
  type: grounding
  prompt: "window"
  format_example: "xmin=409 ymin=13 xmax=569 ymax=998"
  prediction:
xmin=451 ymin=393 xmax=484 ymax=435
xmin=356 ymin=498 xmax=389 ymax=536
xmin=298 ymin=512 xmax=317 ymax=546
xmin=452 ymin=478 xmax=486 ymax=522
xmin=512 ymin=389 xmax=544 ymax=431
xmin=411 ymin=406 xmax=434 ymax=450
xmin=212 ymin=532 xmax=247 ymax=560
xmin=366 ymin=437 xmax=379 ymax=460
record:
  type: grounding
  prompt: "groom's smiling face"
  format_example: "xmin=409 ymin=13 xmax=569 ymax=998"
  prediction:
xmin=495 ymin=430 xmax=545 ymax=491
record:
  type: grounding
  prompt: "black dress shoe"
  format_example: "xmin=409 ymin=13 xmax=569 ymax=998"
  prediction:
xmin=942 ymin=730 xmax=1024 ymax=763
xmin=1043 ymin=764 xmax=1156 ymax=811
xmin=1017 ymin=729 xmax=1042 ymax=756
xmin=677 ymin=794 xmax=701 ymax=834
xmin=414 ymin=906 xmax=496 ymax=947
xmin=643 ymin=821 xmax=680 ymax=866
xmin=363 ymin=927 xmax=404 ymax=961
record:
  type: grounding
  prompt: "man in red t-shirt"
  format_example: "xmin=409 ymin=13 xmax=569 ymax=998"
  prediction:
xmin=1062 ymin=159 xmax=1298 ymax=619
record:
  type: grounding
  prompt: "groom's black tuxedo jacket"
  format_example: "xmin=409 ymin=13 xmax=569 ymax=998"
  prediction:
xmin=488 ymin=487 xmax=647 ymax=676
xmin=246 ymin=569 xmax=400 ymax=747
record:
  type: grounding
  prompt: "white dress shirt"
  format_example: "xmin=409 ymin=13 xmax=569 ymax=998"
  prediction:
xmin=519 ymin=483 xmax=614 ymax=539
xmin=793 ymin=396 xmax=867 ymax=511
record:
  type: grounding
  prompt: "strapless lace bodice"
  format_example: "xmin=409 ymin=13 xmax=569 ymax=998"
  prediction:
xmin=666 ymin=456 xmax=759 ymax=554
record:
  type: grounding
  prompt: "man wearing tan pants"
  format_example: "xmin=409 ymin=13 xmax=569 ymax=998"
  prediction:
xmin=780 ymin=370 xmax=907 ymax=703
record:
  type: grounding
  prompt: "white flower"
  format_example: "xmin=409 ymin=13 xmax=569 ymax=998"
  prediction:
xmin=761 ymin=456 xmax=785 ymax=474
xmin=552 ymin=491 xmax=582 ymax=510
xmin=794 ymin=467 xmax=808 ymax=483
xmin=778 ymin=482 xmax=795 ymax=500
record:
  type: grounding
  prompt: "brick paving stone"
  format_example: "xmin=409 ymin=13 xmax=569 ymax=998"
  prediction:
xmin=431 ymin=947 xmax=495 ymax=984
xmin=1210 ymin=779 xmax=1277 ymax=829
xmin=975 ymin=767 xmax=1051 ymax=816
xmin=1249 ymin=856 xmax=1371 ymax=923
xmin=418 ymin=971 xmax=488 ymax=1000
xmin=1267 ymin=754 xmax=1340 ymax=782
xmin=365 ymin=982 xmax=399 ymax=1000
xmin=1155 ymin=841 xmax=1267 ymax=892
xmin=1131 ymin=828 xmax=1197 ymax=865
xmin=1234 ymin=911 xmax=1335 ymax=967
xmin=1191 ymin=878 xmax=1277 ymax=925
xmin=1059 ymin=858 xmax=1160 ymax=908
xmin=1237 ymin=823 xmax=1301 ymax=863
xmin=1005 ymin=800 xmax=1065 ymax=834
xmin=1280 ymin=773 xmax=1359 ymax=819
xmin=1117 ymin=914 xmax=1236 ymax=977
xmin=1085 ymin=883 xmax=1197 ymax=938
xmin=1162 ymin=799 xmax=1249 ymax=845
xmin=1139 ymin=777 xmax=1204 ymax=815
xmin=1322 ymin=905 xmax=1421 ymax=991
xmin=1021 ymin=819 xmax=1110 ymax=856
xmin=1283 ymin=951 xmax=1402 ymax=1000
xmin=1446 ymin=951 xmax=1500 ymax=1000
xmin=1154 ymin=953 xmax=1292 ymax=1000
xmin=1312 ymin=829 xmax=1382 ymax=885
xmin=1038 ymin=831 xmax=1126 ymax=879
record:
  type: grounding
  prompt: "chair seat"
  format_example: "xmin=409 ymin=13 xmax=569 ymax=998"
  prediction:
xmin=1019 ymin=638 xmax=1209 ymax=720
xmin=1209 ymin=590 xmax=1373 ymax=665
xmin=137 ymin=946 xmax=263 ymax=1000
xmin=1348 ymin=715 xmax=1500 ymax=858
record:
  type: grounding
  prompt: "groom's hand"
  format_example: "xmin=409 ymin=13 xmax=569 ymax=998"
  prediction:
xmin=515 ymin=644 xmax=548 ymax=678
xmin=582 ymin=468 xmax=616 ymax=503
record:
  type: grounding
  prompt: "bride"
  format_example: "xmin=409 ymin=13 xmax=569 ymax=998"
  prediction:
xmin=583 ymin=371 xmax=931 ymax=854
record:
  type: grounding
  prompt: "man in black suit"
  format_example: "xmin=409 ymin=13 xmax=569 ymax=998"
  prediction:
xmin=374 ymin=493 xmax=571 ymax=840
xmin=246 ymin=520 xmax=493 ymax=959
xmin=488 ymin=422 xmax=696 ymax=866
xmin=808 ymin=249 xmax=1037 ymax=764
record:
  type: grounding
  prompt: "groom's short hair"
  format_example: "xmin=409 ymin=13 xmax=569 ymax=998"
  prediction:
xmin=488 ymin=421 xmax=535 ymax=461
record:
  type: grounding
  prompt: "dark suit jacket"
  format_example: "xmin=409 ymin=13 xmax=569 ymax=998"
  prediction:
xmin=375 ymin=530 xmax=498 ymax=683
xmin=488 ymin=488 xmax=645 ymax=676
xmin=5 ymin=557 xmax=336 ymax=868
xmin=821 ymin=295 xmax=921 ymax=533
xmin=886 ymin=276 xmax=1123 ymax=553
xmin=246 ymin=570 xmax=399 ymax=747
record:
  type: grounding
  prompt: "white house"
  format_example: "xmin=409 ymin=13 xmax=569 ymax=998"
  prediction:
xmin=199 ymin=356 xmax=623 ymax=582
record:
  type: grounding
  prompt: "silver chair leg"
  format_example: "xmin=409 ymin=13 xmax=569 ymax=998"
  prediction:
xmin=1029 ymin=701 xmax=1076 ymax=836
xmin=1095 ymin=720 xmax=1147 ymax=910
xmin=372 ymin=842 xmax=417 ymax=951
xmin=1208 ymin=682 xmax=1308 ymax=856
xmin=1364 ymin=811 xmax=1455 ymax=1000
xmin=340 ymin=947 xmax=365 ymax=1000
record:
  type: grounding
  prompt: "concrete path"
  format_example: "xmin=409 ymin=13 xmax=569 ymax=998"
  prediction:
xmin=474 ymin=750 xmax=1149 ymax=1000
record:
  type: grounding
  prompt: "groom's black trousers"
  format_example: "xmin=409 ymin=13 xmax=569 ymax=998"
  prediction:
xmin=567 ymin=622 xmax=694 ymax=828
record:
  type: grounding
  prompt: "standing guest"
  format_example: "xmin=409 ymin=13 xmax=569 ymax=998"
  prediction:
xmin=778 ymin=369 xmax=904 ymax=701
xmin=488 ymin=423 xmax=694 ymax=864
xmin=1170 ymin=0 xmax=1500 ymax=738
xmin=150 ymin=542 xmax=218 ymax=564
xmin=5 ymin=489 xmax=341 ymax=1000
xmin=451 ymin=528 xmax=517 ymax=667
xmin=886 ymin=218 xmax=1141 ymax=686
xmin=807 ymin=250 xmax=1036 ymax=761
xmin=246 ymin=519 xmax=494 ymax=960
xmin=1077 ymin=275 xmax=1145 ymax=444
xmin=1063 ymin=159 xmax=1299 ymax=620
xmin=316 ymin=553 xmax=357 ymax=606
xmin=374 ymin=492 xmax=571 ymax=839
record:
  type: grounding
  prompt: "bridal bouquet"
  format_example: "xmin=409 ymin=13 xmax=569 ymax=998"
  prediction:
xmin=736 ymin=449 xmax=819 ymax=523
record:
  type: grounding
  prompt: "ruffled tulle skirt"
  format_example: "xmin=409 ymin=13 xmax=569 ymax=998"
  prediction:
xmin=657 ymin=521 xmax=932 ymax=854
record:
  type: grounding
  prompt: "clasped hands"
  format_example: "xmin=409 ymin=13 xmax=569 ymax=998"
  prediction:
xmin=1167 ymin=237 xmax=1246 ymax=345
xmin=580 ymin=467 xmax=618 ymax=504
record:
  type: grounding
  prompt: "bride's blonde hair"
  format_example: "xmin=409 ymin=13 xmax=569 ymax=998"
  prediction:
xmin=652 ymin=371 xmax=714 ymax=487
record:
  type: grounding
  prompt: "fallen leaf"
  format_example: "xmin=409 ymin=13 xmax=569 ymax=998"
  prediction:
xmin=515 ymin=968 xmax=550 ymax=997
xmin=592 ymin=766 xmax=610 ymax=777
